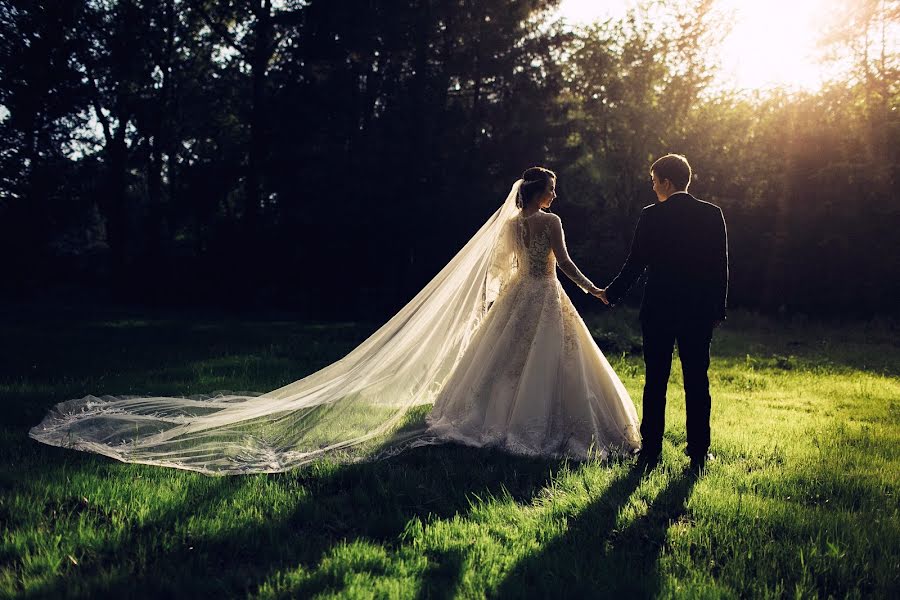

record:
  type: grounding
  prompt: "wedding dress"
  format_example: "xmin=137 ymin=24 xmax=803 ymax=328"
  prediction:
xmin=418 ymin=209 xmax=641 ymax=459
xmin=28 ymin=180 xmax=640 ymax=475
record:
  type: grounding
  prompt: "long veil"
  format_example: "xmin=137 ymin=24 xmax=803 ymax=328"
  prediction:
xmin=28 ymin=181 xmax=525 ymax=475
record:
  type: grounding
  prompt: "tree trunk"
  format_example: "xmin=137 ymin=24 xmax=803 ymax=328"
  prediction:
xmin=245 ymin=0 xmax=272 ymax=235
xmin=103 ymin=121 xmax=131 ymax=285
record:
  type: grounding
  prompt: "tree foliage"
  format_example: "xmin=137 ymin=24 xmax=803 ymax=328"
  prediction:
xmin=0 ymin=0 xmax=896 ymax=316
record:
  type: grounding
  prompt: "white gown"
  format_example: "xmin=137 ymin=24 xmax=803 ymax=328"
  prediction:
xmin=422 ymin=210 xmax=641 ymax=459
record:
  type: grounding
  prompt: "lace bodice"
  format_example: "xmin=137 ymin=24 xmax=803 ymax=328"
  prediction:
xmin=514 ymin=212 xmax=596 ymax=293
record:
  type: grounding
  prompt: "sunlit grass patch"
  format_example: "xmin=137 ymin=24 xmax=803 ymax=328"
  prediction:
xmin=1 ymin=307 xmax=897 ymax=598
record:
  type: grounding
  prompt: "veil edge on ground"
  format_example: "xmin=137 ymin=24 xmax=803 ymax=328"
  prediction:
xmin=28 ymin=181 xmax=525 ymax=475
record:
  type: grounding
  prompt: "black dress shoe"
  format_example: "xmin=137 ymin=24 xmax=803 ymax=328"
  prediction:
xmin=688 ymin=452 xmax=714 ymax=475
xmin=636 ymin=449 xmax=661 ymax=470
xmin=688 ymin=457 xmax=705 ymax=475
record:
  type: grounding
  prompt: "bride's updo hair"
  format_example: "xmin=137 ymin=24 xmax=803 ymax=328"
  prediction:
xmin=517 ymin=166 xmax=557 ymax=208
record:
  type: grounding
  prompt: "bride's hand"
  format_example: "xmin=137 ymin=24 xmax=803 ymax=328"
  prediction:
xmin=591 ymin=288 xmax=610 ymax=305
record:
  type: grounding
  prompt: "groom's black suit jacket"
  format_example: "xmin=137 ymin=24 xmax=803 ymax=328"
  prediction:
xmin=606 ymin=192 xmax=728 ymax=324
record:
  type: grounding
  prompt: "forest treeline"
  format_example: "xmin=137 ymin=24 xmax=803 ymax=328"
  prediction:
xmin=1 ymin=0 xmax=897 ymax=318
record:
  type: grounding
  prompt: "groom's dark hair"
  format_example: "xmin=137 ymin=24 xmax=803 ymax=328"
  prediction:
xmin=651 ymin=154 xmax=691 ymax=191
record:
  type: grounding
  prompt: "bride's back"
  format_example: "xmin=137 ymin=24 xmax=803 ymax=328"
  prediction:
xmin=515 ymin=211 xmax=557 ymax=278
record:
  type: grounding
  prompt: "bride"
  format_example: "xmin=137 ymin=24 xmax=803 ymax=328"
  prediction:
xmin=421 ymin=167 xmax=640 ymax=458
xmin=29 ymin=167 xmax=641 ymax=475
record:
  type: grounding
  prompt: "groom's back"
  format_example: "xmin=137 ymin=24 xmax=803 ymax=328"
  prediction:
xmin=641 ymin=193 xmax=727 ymax=321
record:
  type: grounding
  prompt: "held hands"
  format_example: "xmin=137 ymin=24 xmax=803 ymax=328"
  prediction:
xmin=590 ymin=287 xmax=610 ymax=305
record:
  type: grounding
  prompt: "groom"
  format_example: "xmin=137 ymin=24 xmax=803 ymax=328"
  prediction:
xmin=596 ymin=154 xmax=728 ymax=472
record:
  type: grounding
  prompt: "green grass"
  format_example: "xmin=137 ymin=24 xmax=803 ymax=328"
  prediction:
xmin=1 ymin=304 xmax=898 ymax=598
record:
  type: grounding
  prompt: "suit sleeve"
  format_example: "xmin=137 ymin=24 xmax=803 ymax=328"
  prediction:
xmin=605 ymin=209 xmax=650 ymax=305
xmin=713 ymin=208 xmax=729 ymax=321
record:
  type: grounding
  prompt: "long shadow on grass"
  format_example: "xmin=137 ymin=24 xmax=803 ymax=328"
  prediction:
xmin=3 ymin=308 xmax=558 ymax=598
xmin=18 ymin=443 xmax=565 ymax=599
xmin=495 ymin=467 xmax=697 ymax=598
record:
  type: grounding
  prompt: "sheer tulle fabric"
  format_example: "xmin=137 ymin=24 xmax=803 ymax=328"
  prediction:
xmin=29 ymin=183 xmax=526 ymax=475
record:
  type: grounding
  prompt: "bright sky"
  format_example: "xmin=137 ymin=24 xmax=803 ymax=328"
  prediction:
xmin=556 ymin=0 xmax=834 ymax=92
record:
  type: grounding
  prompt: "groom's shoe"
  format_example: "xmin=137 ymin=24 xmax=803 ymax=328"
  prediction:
xmin=688 ymin=452 xmax=714 ymax=476
xmin=635 ymin=448 xmax=661 ymax=471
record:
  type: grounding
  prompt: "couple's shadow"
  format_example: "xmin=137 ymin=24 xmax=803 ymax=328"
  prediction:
xmin=21 ymin=443 xmax=695 ymax=599
xmin=19 ymin=443 xmax=560 ymax=599
xmin=494 ymin=461 xmax=698 ymax=598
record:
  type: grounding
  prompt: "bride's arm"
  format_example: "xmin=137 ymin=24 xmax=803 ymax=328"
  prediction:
xmin=549 ymin=215 xmax=599 ymax=294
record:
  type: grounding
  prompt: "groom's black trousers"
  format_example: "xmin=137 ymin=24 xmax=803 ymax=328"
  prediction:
xmin=639 ymin=316 xmax=714 ymax=460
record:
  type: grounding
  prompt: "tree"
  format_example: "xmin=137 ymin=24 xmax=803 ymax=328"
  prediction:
xmin=0 ymin=1 xmax=89 ymax=290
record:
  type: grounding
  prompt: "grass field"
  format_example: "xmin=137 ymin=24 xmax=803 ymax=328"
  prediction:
xmin=1 ymin=303 xmax=898 ymax=598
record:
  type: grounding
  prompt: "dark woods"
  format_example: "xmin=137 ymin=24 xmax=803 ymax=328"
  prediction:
xmin=1 ymin=0 xmax=897 ymax=318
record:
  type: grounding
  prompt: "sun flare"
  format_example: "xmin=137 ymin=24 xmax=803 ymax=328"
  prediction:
xmin=714 ymin=0 xmax=833 ymax=91
xmin=556 ymin=0 xmax=842 ymax=92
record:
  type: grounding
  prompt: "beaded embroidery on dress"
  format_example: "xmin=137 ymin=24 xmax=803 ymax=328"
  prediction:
xmin=421 ymin=210 xmax=641 ymax=459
